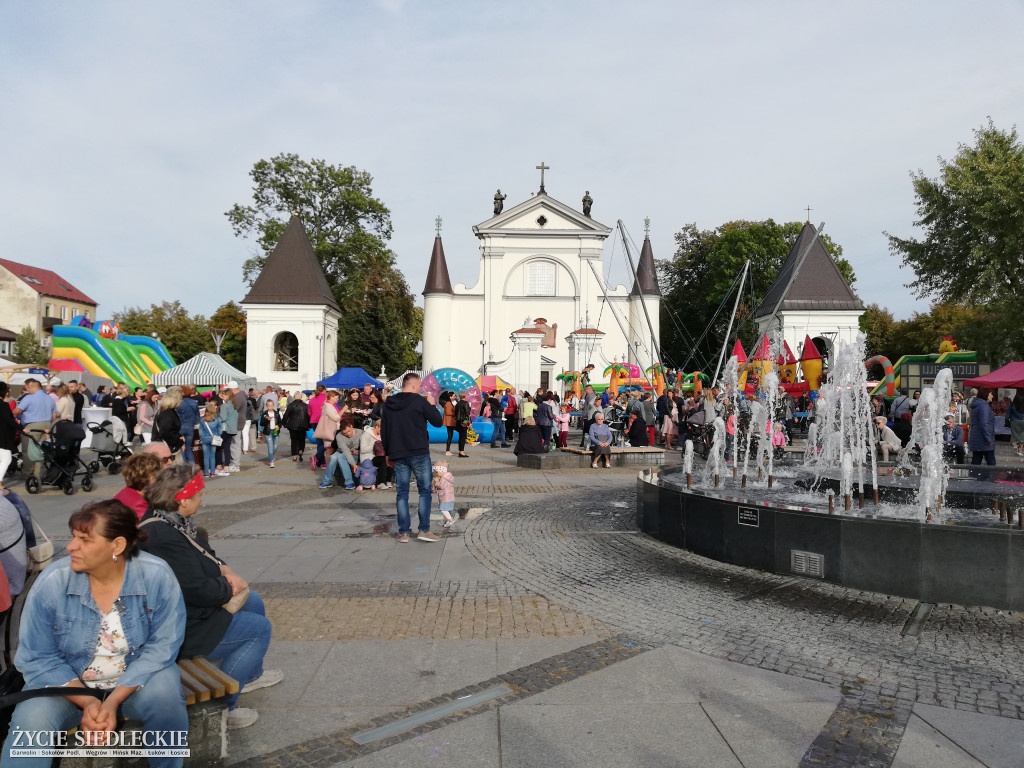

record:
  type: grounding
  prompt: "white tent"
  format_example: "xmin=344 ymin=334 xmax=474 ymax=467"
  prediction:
xmin=151 ymin=352 xmax=256 ymax=390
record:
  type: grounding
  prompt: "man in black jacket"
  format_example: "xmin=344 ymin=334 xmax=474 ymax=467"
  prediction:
xmin=381 ymin=373 xmax=444 ymax=543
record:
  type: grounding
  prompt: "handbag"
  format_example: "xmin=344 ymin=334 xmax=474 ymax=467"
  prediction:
xmin=133 ymin=423 xmax=143 ymax=435
xmin=27 ymin=520 xmax=53 ymax=573
xmin=204 ymin=420 xmax=223 ymax=447
xmin=138 ymin=518 xmax=245 ymax=613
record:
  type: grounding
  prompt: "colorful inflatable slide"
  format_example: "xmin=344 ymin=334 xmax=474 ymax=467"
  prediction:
xmin=50 ymin=324 xmax=175 ymax=388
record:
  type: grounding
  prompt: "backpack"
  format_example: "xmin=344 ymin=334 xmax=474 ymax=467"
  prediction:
xmin=505 ymin=399 xmax=517 ymax=416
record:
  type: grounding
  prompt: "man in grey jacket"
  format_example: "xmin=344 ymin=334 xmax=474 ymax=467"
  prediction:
xmin=230 ymin=382 xmax=248 ymax=470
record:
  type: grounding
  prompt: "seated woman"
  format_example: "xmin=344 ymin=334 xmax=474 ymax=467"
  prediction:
xmin=113 ymin=452 xmax=164 ymax=521
xmin=626 ymin=412 xmax=649 ymax=447
xmin=0 ymin=491 xmax=29 ymax=597
xmin=513 ymin=417 xmax=545 ymax=456
xmin=2 ymin=500 xmax=187 ymax=768
xmin=140 ymin=465 xmax=282 ymax=731
xmin=589 ymin=411 xmax=614 ymax=468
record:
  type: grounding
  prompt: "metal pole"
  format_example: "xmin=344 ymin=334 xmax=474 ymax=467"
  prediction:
xmin=712 ymin=259 xmax=750 ymax=387
xmin=617 ymin=221 xmax=664 ymax=375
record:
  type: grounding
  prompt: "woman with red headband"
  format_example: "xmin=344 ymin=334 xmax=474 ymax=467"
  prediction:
xmin=139 ymin=464 xmax=281 ymax=731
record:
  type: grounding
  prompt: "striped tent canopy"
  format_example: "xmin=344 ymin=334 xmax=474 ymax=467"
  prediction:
xmin=151 ymin=352 xmax=256 ymax=390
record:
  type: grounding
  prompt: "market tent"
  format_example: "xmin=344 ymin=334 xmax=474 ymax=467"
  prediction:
xmin=151 ymin=352 xmax=256 ymax=390
xmin=318 ymin=367 xmax=380 ymax=389
xmin=964 ymin=362 xmax=1024 ymax=389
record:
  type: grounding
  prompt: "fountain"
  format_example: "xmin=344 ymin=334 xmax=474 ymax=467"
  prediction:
xmin=637 ymin=333 xmax=1024 ymax=611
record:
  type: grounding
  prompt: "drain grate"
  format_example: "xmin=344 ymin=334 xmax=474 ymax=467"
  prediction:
xmin=790 ymin=550 xmax=824 ymax=578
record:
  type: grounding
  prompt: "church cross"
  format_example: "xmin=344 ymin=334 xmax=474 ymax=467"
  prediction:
xmin=644 ymin=217 xmax=651 ymax=237
xmin=435 ymin=215 xmax=442 ymax=236
xmin=805 ymin=205 xmax=812 ymax=222
xmin=536 ymin=162 xmax=549 ymax=194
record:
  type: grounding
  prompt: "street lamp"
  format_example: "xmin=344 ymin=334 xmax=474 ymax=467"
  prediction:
xmin=210 ymin=328 xmax=228 ymax=356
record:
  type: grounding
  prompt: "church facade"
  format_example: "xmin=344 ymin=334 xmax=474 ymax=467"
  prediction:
xmin=421 ymin=182 xmax=661 ymax=394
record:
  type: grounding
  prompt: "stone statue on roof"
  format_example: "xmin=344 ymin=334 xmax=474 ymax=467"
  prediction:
xmin=582 ymin=191 xmax=593 ymax=217
xmin=493 ymin=189 xmax=507 ymax=216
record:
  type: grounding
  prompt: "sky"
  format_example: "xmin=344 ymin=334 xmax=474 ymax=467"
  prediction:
xmin=2 ymin=1 xmax=1023 ymax=327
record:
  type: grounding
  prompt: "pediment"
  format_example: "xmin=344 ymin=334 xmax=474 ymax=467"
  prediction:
xmin=474 ymin=193 xmax=611 ymax=236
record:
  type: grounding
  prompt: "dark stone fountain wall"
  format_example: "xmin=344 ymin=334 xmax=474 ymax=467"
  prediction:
xmin=637 ymin=478 xmax=1024 ymax=611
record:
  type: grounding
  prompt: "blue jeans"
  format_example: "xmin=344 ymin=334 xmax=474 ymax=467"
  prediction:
xmin=490 ymin=417 xmax=506 ymax=446
xmin=539 ymin=425 xmax=551 ymax=449
xmin=266 ymin=433 xmax=278 ymax=462
xmin=201 ymin=441 xmax=217 ymax=475
xmin=2 ymin=664 xmax=187 ymax=768
xmin=180 ymin=434 xmax=194 ymax=464
xmin=314 ymin=436 xmax=325 ymax=467
xmin=394 ymin=454 xmax=432 ymax=534
xmin=206 ymin=591 xmax=271 ymax=709
xmin=320 ymin=451 xmax=354 ymax=487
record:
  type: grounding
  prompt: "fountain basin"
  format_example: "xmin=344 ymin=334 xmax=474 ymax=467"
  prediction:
xmin=638 ymin=472 xmax=1024 ymax=611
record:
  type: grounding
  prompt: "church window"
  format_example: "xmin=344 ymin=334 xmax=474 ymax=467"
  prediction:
xmin=273 ymin=331 xmax=299 ymax=372
xmin=536 ymin=215 xmax=547 ymax=227
xmin=526 ymin=261 xmax=556 ymax=296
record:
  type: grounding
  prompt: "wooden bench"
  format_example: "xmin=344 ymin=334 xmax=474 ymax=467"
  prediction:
xmin=177 ymin=657 xmax=239 ymax=706
xmin=517 ymin=446 xmax=666 ymax=469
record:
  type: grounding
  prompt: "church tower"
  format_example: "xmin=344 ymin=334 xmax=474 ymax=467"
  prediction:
xmin=628 ymin=227 xmax=661 ymax=369
xmin=241 ymin=214 xmax=341 ymax=390
xmin=420 ymin=223 xmax=454 ymax=372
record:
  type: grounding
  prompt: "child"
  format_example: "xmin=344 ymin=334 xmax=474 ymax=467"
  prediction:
xmin=259 ymin=398 xmax=280 ymax=468
xmin=725 ymin=406 xmax=736 ymax=460
xmin=432 ymin=461 xmax=456 ymax=528
xmin=771 ymin=421 xmax=786 ymax=459
xmin=554 ymin=403 xmax=571 ymax=449
xmin=199 ymin=402 xmax=224 ymax=478
xmin=354 ymin=458 xmax=377 ymax=491
xmin=370 ymin=421 xmax=393 ymax=489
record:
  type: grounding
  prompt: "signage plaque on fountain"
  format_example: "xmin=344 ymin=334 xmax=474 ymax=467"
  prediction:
xmin=737 ymin=507 xmax=760 ymax=527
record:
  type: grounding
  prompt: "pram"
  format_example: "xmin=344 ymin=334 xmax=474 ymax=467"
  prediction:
xmin=24 ymin=420 xmax=94 ymax=495
xmin=86 ymin=417 xmax=133 ymax=474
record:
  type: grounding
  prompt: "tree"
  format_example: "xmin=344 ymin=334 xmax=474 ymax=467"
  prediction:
xmin=887 ymin=120 xmax=1024 ymax=363
xmin=12 ymin=326 xmax=49 ymax=365
xmin=208 ymin=301 xmax=247 ymax=371
xmin=859 ymin=303 xmax=897 ymax=359
xmin=659 ymin=220 xmax=855 ymax=371
xmin=226 ymin=154 xmax=419 ymax=376
xmin=113 ymin=301 xmax=210 ymax=365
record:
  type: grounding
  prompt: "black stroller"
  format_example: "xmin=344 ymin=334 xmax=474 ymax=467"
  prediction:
xmin=24 ymin=421 xmax=94 ymax=495
xmin=87 ymin=419 xmax=133 ymax=474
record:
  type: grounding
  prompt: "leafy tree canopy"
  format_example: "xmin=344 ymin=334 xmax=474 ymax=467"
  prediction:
xmin=659 ymin=219 xmax=855 ymax=372
xmin=12 ymin=326 xmax=49 ymax=365
xmin=113 ymin=301 xmax=210 ymax=365
xmin=209 ymin=301 xmax=247 ymax=371
xmin=226 ymin=153 xmax=419 ymax=376
xmin=888 ymin=119 xmax=1024 ymax=308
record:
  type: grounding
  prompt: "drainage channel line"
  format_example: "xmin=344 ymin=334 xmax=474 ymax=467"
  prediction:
xmin=351 ymin=686 xmax=514 ymax=745
xmin=733 ymin=577 xmax=799 ymax=602
xmin=900 ymin=602 xmax=934 ymax=638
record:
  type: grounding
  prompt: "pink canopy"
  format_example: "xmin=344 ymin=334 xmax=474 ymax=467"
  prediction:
xmin=964 ymin=362 xmax=1024 ymax=389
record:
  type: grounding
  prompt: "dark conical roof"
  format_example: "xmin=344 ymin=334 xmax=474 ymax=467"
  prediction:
xmin=630 ymin=236 xmax=661 ymax=297
xmin=423 ymin=236 xmax=454 ymax=295
xmin=242 ymin=215 xmax=339 ymax=310
xmin=754 ymin=222 xmax=863 ymax=318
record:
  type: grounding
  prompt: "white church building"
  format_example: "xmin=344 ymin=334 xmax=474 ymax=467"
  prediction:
xmin=421 ymin=176 xmax=661 ymax=394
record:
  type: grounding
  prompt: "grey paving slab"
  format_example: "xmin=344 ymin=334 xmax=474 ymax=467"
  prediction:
xmin=219 ymin=509 xmax=303 ymax=535
xmin=341 ymin=711 xmax=500 ymax=768
xmin=209 ymin=536 xmax=306 ymax=558
xmin=255 ymin=553 xmax=333 ymax=582
xmin=891 ymin=713 xmax=986 ymax=768
xmin=284 ymin=536 xmax=364 ymax=558
xmin=313 ymin=552 xmax=388 ymax=583
xmin=499 ymin=704 xmax=742 ymax=768
xmin=239 ymin=640 xmax=334 ymax=707
xmin=662 ymin=645 xmax=843 ymax=704
xmin=300 ymin=639 xmax=498 ymax=708
xmin=433 ymin=538 xmax=500 ymax=581
xmin=702 ymin=701 xmax=837 ymax=768
xmin=228 ymin=555 xmax=283 ymax=584
xmin=910 ymin=703 xmax=1024 ymax=767
xmin=510 ymin=647 xmax=698 ymax=706
xmin=375 ymin=540 xmax=446 ymax=581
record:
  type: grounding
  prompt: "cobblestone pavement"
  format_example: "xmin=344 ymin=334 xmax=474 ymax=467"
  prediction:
xmin=466 ymin=483 xmax=1024 ymax=765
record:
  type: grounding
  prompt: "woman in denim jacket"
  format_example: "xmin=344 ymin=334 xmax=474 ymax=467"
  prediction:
xmin=3 ymin=499 xmax=187 ymax=768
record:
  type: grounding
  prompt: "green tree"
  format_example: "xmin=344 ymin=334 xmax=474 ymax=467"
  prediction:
xmin=887 ymin=120 xmax=1024 ymax=363
xmin=12 ymin=326 xmax=49 ymax=365
xmin=859 ymin=303 xmax=897 ymax=359
xmin=209 ymin=301 xmax=247 ymax=371
xmin=659 ymin=220 xmax=855 ymax=371
xmin=226 ymin=154 xmax=419 ymax=376
xmin=113 ymin=301 xmax=210 ymax=365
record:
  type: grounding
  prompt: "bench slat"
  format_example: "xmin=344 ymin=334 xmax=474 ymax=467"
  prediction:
xmin=178 ymin=659 xmax=226 ymax=699
xmin=176 ymin=665 xmax=208 ymax=704
xmin=191 ymin=657 xmax=240 ymax=695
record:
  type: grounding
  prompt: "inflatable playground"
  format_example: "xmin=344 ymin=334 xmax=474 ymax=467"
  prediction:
xmin=49 ymin=318 xmax=175 ymax=388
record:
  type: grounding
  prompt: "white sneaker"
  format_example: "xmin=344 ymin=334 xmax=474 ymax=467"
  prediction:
xmin=216 ymin=470 xmax=230 ymax=477
xmin=227 ymin=707 xmax=259 ymax=730
xmin=228 ymin=466 xmax=240 ymax=473
xmin=241 ymin=669 xmax=284 ymax=694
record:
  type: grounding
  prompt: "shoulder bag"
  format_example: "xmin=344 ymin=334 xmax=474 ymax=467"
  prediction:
xmin=138 ymin=518 xmax=247 ymax=613
xmin=203 ymin=420 xmax=223 ymax=447
xmin=27 ymin=520 xmax=53 ymax=573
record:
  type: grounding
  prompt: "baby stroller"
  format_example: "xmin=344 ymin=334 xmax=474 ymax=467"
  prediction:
xmin=24 ymin=421 xmax=94 ymax=495
xmin=87 ymin=418 xmax=133 ymax=474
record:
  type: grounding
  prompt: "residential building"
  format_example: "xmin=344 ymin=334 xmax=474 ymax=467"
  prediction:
xmin=0 ymin=258 xmax=98 ymax=351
